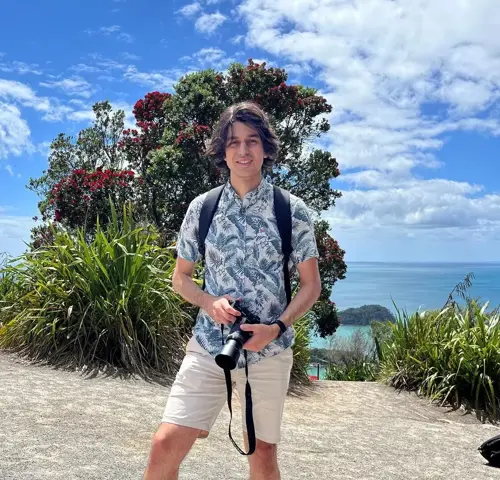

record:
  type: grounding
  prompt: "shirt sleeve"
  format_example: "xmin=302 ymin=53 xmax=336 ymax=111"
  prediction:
xmin=290 ymin=197 xmax=319 ymax=265
xmin=176 ymin=195 xmax=204 ymax=263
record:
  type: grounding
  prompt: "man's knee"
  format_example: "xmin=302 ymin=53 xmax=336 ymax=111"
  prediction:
xmin=150 ymin=429 xmax=172 ymax=453
xmin=148 ymin=424 xmax=199 ymax=463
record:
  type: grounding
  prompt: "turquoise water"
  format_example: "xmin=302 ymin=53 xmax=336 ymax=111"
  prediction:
xmin=308 ymin=261 xmax=500 ymax=351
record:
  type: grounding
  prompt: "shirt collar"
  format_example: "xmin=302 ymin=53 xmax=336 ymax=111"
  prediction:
xmin=223 ymin=176 xmax=271 ymax=208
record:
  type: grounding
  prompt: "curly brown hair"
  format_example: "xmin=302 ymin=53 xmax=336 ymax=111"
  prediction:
xmin=205 ymin=101 xmax=279 ymax=171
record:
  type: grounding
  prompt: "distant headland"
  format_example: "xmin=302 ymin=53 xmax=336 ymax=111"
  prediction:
xmin=338 ymin=304 xmax=395 ymax=326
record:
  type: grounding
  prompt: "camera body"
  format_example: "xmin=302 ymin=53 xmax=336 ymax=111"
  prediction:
xmin=215 ymin=300 xmax=261 ymax=370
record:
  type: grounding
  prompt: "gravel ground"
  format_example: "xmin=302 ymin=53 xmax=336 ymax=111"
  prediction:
xmin=1 ymin=351 xmax=500 ymax=480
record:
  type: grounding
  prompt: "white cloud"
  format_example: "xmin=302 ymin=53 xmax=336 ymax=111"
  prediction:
xmin=124 ymin=66 xmax=187 ymax=91
xmin=70 ymin=54 xmax=190 ymax=94
xmin=0 ymin=215 xmax=34 ymax=258
xmin=237 ymin=0 xmax=500 ymax=255
xmin=0 ymin=102 xmax=32 ymax=159
xmin=231 ymin=35 xmax=244 ymax=45
xmin=116 ymin=32 xmax=134 ymax=43
xmin=0 ymin=60 xmax=42 ymax=75
xmin=0 ymin=78 xmax=100 ymax=159
xmin=85 ymin=25 xmax=134 ymax=43
xmin=178 ymin=2 xmax=202 ymax=17
xmin=323 ymin=176 xmax=500 ymax=262
xmin=5 ymin=164 xmax=14 ymax=176
xmin=0 ymin=79 xmax=51 ymax=112
xmin=87 ymin=53 xmax=128 ymax=72
xmin=0 ymin=215 xmax=33 ymax=239
xmin=325 ymin=177 xmax=498 ymax=228
xmin=436 ymin=79 xmax=498 ymax=115
xmin=120 ymin=52 xmax=141 ymax=61
xmin=36 ymin=141 xmax=52 ymax=158
xmin=70 ymin=63 xmax=102 ymax=74
xmin=66 ymin=109 xmax=96 ymax=123
xmin=195 ymin=12 xmax=227 ymax=34
xmin=184 ymin=47 xmax=235 ymax=69
xmin=40 ymin=76 xmax=95 ymax=99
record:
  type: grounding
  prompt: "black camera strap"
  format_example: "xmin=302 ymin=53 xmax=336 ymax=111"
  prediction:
xmin=221 ymin=338 xmax=256 ymax=455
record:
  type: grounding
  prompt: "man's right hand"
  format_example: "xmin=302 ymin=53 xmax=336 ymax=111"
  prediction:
xmin=204 ymin=295 xmax=241 ymax=325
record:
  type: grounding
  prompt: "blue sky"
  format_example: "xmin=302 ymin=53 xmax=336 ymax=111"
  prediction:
xmin=1 ymin=0 xmax=499 ymax=262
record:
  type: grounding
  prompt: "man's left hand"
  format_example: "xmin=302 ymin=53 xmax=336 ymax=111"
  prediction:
xmin=240 ymin=323 xmax=281 ymax=352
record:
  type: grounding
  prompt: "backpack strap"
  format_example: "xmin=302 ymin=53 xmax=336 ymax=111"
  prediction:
xmin=198 ymin=185 xmax=225 ymax=261
xmin=273 ymin=186 xmax=293 ymax=305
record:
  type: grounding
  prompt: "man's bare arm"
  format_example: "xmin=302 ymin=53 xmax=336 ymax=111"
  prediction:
xmin=172 ymin=257 xmax=240 ymax=325
xmin=172 ymin=257 xmax=211 ymax=310
xmin=242 ymin=257 xmax=322 ymax=349
xmin=279 ymin=257 xmax=322 ymax=328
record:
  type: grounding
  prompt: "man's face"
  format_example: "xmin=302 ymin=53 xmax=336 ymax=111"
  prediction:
xmin=224 ymin=121 xmax=266 ymax=180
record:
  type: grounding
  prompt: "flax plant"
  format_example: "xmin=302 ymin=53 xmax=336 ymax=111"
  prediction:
xmin=379 ymin=300 xmax=500 ymax=421
xmin=0 ymin=203 xmax=190 ymax=379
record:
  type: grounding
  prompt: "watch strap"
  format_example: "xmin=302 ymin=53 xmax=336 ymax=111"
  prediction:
xmin=269 ymin=319 xmax=287 ymax=337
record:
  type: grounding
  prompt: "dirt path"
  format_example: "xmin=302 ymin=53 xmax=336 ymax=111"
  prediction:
xmin=1 ymin=351 xmax=499 ymax=479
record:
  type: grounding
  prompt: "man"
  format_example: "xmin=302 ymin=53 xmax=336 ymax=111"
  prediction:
xmin=143 ymin=102 xmax=321 ymax=480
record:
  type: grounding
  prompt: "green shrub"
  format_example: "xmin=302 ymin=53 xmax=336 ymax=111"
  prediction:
xmin=378 ymin=300 xmax=500 ymax=420
xmin=323 ymin=329 xmax=379 ymax=381
xmin=325 ymin=360 xmax=378 ymax=381
xmin=290 ymin=313 xmax=313 ymax=386
xmin=371 ymin=320 xmax=394 ymax=362
xmin=0 ymin=204 xmax=190 ymax=379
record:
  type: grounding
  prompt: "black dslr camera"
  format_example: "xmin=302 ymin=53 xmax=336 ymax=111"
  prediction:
xmin=215 ymin=300 xmax=261 ymax=370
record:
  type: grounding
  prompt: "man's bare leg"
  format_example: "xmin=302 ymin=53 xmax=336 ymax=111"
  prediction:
xmin=244 ymin=434 xmax=280 ymax=480
xmin=143 ymin=423 xmax=201 ymax=480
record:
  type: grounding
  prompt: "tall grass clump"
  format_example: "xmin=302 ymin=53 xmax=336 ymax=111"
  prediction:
xmin=0 ymin=204 xmax=190 ymax=379
xmin=290 ymin=313 xmax=313 ymax=387
xmin=378 ymin=299 xmax=500 ymax=421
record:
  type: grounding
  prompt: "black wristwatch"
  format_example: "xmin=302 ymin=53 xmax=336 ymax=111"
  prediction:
xmin=267 ymin=319 xmax=288 ymax=338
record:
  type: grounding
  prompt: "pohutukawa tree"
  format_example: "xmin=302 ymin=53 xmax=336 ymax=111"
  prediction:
xmin=28 ymin=59 xmax=347 ymax=337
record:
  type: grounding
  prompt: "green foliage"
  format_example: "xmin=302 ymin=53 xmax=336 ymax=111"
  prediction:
xmin=0 ymin=254 xmax=16 ymax=320
xmin=338 ymin=304 xmax=395 ymax=326
xmin=310 ymin=347 xmax=330 ymax=365
xmin=325 ymin=360 xmax=378 ymax=382
xmin=290 ymin=313 xmax=313 ymax=386
xmin=323 ymin=329 xmax=379 ymax=382
xmin=0 ymin=203 xmax=190 ymax=379
xmin=48 ymin=169 xmax=141 ymax=236
xmin=370 ymin=320 xmax=394 ymax=362
xmin=442 ymin=272 xmax=475 ymax=309
xmin=378 ymin=300 xmax=500 ymax=420
xmin=28 ymin=101 xmax=127 ymax=224
xmin=309 ymin=219 xmax=347 ymax=336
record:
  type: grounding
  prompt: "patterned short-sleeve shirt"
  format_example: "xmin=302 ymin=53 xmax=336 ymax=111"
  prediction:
xmin=176 ymin=177 xmax=319 ymax=367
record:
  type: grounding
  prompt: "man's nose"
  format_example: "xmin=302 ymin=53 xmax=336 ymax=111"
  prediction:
xmin=238 ymin=142 xmax=249 ymax=156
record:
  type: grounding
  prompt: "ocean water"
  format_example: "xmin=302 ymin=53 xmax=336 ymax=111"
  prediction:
xmin=309 ymin=261 xmax=500 ymax=350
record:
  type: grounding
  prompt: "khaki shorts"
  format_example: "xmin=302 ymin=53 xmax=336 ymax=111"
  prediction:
xmin=161 ymin=336 xmax=293 ymax=444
